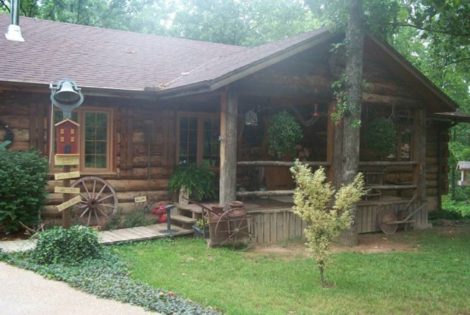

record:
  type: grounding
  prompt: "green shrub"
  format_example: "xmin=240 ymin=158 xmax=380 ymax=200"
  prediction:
xmin=32 ymin=226 xmax=102 ymax=265
xmin=0 ymin=150 xmax=48 ymax=233
xmin=122 ymin=210 xmax=154 ymax=228
xmin=169 ymin=164 xmax=216 ymax=201
xmin=441 ymin=195 xmax=470 ymax=218
xmin=104 ymin=211 xmax=122 ymax=230
xmin=267 ymin=111 xmax=303 ymax=159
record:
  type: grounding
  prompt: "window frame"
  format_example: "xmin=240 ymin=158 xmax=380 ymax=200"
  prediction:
xmin=176 ymin=112 xmax=219 ymax=166
xmin=50 ymin=106 xmax=114 ymax=174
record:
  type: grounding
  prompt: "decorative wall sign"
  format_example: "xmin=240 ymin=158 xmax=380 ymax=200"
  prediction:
xmin=54 ymin=154 xmax=80 ymax=166
xmin=54 ymin=171 xmax=80 ymax=180
xmin=57 ymin=195 xmax=82 ymax=212
xmin=134 ymin=196 xmax=147 ymax=203
xmin=54 ymin=186 xmax=81 ymax=194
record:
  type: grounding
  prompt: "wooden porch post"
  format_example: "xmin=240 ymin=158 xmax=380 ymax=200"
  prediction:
xmin=219 ymin=88 xmax=238 ymax=204
xmin=413 ymin=108 xmax=429 ymax=229
xmin=326 ymin=101 xmax=336 ymax=183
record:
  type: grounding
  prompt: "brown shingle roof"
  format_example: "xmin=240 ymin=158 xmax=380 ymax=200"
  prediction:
xmin=0 ymin=15 xmax=460 ymax=112
xmin=0 ymin=15 xmax=246 ymax=91
xmin=0 ymin=15 xmax=333 ymax=95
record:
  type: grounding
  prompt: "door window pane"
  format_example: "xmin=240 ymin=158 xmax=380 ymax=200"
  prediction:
xmin=179 ymin=117 xmax=198 ymax=165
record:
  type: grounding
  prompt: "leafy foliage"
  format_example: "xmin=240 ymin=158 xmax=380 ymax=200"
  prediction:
xmin=441 ymin=195 xmax=470 ymax=218
xmin=290 ymin=161 xmax=365 ymax=286
xmin=171 ymin=0 xmax=318 ymax=45
xmin=267 ymin=111 xmax=303 ymax=159
xmin=363 ymin=117 xmax=396 ymax=157
xmin=31 ymin=226 xmax=102 ymax=265
xmin=0 ymin=150 xmax=48 ymax=233
xmin=1 ymin=248 xmax=219 ymax=315
xmin=169 ymin=164 xmax=216 ymax=201
xmin=122 ymin=209 xmax=154 ymax=228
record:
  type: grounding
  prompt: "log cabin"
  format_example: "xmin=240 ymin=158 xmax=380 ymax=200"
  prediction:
xmin=0 ymin=15 xmax=467 ymax=241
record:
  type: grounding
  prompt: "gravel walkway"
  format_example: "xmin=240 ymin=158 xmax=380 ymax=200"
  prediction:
xmin=0 ymin=262 xmax=159 ymax=315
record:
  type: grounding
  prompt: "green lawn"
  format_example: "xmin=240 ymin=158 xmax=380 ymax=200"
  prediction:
xmin=114 ymin=226 xmax=470 ymax=315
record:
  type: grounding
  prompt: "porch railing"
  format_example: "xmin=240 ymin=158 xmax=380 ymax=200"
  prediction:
xmin=236 ymin=160 xmax=419 ymax=198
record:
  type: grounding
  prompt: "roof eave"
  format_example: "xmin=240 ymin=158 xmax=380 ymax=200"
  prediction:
xmin=0 ymin=80 xmax=159 ymax=100
xmin=158 ymin=29 xmax=336 ymax=99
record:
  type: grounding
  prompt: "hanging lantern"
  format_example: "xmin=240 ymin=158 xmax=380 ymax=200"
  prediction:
xmin=245 ymin=109 xmax=258 ymax=127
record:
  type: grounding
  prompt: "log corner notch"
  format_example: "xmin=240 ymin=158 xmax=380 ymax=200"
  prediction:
xmin=219 ymin=87 xmax=238 ymax=205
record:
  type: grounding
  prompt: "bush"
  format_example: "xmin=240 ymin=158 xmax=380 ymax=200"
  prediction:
xmin=122 ymin=210 xmax=154 ymax=228
xmin=169 ymin=164 xmax=216 ymax=201
xmin=441 ymin=195 xmax=470 ymax=218
xmin=267 ymin=111 xmax=303 ymax=159
xmin=32 ymin=226 xmax=102 ymax=265
xmin=0 ymin=150 xmax=48 ymax=233
xmin=290 ymin=161 xmax=365 ymax=287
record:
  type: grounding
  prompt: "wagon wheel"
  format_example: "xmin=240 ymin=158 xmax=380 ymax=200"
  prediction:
xmin=71 ymin=176 xmax=118 ymax=226
xmin=378 ymin=208 xmax=398 ymax=235
xmin=214 ymin=209 xmax=249 ymax=246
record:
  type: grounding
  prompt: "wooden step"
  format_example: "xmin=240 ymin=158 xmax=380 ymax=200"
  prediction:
xmin=171 ymin=214 xmax=197 ymax=225
xmin=176 ymin=203 xmax=203 ymax=214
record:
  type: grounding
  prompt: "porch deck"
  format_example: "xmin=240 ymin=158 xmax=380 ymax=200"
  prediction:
xmin=242 ymin=196 xmax=422 ymax=243
xmin=0 ymin=224 xmax=193 ymax=253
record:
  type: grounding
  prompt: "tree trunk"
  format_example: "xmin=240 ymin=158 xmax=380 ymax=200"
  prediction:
xmin=340 ymin=0 xmax=364 ymax=246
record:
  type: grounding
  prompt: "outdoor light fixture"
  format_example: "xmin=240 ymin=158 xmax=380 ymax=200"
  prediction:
xmin=312 ymin=104 xmax=320 ymax=117
xmin=5 ymin=0 xmax=24 ymax=42
xmin=50 ymin=80 xmax=84 ymax=119
xmin=245 ymin=109 xmax=258 ymax=127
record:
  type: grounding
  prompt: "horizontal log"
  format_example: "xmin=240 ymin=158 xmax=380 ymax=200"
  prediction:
xmin=116 ymin=190 xmax=168 ymax=203
xmin=43 ymin=202 xmax=147 ymax=217
xmin=237 ymin=190 xmax=294 ymax=197
xmin=45 ymin=190 xmax=169 ymax=205
xmin=237 ymin=161 xmax=329 ymax=167
xmin=362 ymin=93 xmax=421 ymax=107
xmin=0 ymin=116 xmax=31 ymax=129
xmin=10 ymin=141 xmax=30 ymax=151
xmin=47 ymin=178 xmax=168 ymax=193
xmin=367 ymin=184 xmax=417 ymax=190
xmin=131 ymin=167 xmax=169 ymax=177
xmin=132 ymin=156 xmax=165 ymax=166
xmin=359 ymin=161 xmax=417 ymax=166
xmin=363 ymin=82 xmax=413 ymax=98
xmin=0 ymin=128 xmax=30 ymax=142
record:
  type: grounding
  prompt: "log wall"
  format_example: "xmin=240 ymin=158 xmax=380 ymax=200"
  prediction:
xmin=0 ymin=91 xmax=179 ymax=222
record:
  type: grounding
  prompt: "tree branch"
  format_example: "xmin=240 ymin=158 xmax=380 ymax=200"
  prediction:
xmin=393 ymin=22 xmax=470 ymax=38
xmin=0 ymin=0 xmax=10 ymax=13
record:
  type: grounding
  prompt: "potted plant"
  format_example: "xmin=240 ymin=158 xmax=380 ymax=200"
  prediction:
xmin=192 ymin=218 xmax=209 ymax=238
xmin=168 ymin=163 xmax=216 ymax=205
xmin=267 ymin=111 xmax=303 ymax=159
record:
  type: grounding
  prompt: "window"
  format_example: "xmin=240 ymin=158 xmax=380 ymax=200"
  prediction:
xmin=177 ymin=113 xmax=219 ymax=166
xmin=53 ymin=108 xmax=113 ymax=172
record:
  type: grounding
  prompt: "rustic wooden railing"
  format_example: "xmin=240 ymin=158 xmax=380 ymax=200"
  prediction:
xmin=236 ymin=160 xmax=419 ymax=197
